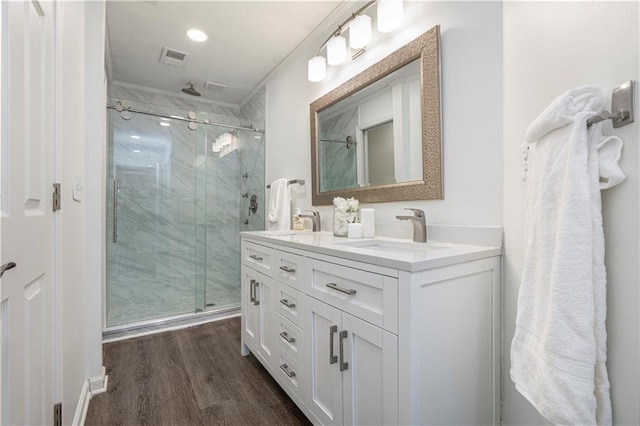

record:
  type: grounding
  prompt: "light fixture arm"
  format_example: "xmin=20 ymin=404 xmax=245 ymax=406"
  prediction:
xmin=315 ymin=0 xmax=377 ymax=56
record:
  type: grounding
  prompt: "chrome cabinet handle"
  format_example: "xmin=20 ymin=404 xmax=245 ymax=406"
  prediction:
xmin=339 ymin=330 xmax=349 ymax=372
xmin=279 ymin=331 xmax=295 ymax=344
xmin=249 ymin=279 xmax=256 ymax=303
xmin=112 ymin=179 xmax=118 ymax=243
xmin=280 ymin=363 xmax=296 ymax=378
xmin=279 ymin=299 xmax=296 ymax=309
xmin=279 ymin=265 xmax=296 ymax=273
xmin=253 ymin=281 xmax=260 ymax=306
xmin=249 ymin=254 xmax=263 ymax=262
xmin=329 ymin=325 xmax=338 ymax=365
xmin=0 ymin=262 xmax=16 ymax=278
xmin=326 ymin=282 xmax=357 ymax=295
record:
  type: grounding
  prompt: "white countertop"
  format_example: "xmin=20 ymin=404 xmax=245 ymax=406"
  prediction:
xmin=241 ymin=228 xmax=503 ymax=272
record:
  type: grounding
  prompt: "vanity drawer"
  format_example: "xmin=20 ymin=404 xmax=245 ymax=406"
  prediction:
xmin=243 ymin=241 xmax=275 ymax=277
xmin=275 ymin=250 xmax=305 ymax=291
xmin=275 ymin=348 xmax=304 ymax=402
xmin=276 ymin=313 xmax=304 ymax=365
xmin=276 ymin=281 xmax=304 ymax=328
xmin=306 ymin=258 xmax=398 ymax=334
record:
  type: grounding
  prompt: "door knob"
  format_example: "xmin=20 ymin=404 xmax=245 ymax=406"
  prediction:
xmin=1 ymin=262 xmax=16 ymax=278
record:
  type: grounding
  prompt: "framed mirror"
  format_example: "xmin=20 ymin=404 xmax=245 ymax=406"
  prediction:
xmin=310 ymin=25 xmax=442 ymax=205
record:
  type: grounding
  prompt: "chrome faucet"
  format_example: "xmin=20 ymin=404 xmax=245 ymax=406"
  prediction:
xmin=300 ymin=209 xmax=321 ymax=232
xmin=395 ymin=208 xmax=427 ymax=242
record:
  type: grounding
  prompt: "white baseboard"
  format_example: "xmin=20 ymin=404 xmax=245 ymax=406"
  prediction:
xmin=73 ymin=366 xmax=108 ymax=426
xmin=72 ymin=380 xmax=90 ymax=426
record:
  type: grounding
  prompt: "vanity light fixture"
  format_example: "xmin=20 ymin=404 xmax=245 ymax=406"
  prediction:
xmin=186 ymin=28 xmax=207 ymax=42
xmin=327 ymin=34 xmax=347 ymax=65
xmin=350 ymin=14 xmax=371 ymax=49
xmin=307 ymin=0 xmax=403 ymax=83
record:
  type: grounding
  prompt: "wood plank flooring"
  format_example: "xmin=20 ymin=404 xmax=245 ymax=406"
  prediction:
xmin=86 ymin=317 xmax=311 ymax=425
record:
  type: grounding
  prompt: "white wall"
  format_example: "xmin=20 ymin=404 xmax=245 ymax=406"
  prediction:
xmin=57 ymin=1 xmax=106 ymax=422
xmin=265 ymin=1 xmax=503 ymax=232
xmin=503 ymin=3 xmax=639 ymax=424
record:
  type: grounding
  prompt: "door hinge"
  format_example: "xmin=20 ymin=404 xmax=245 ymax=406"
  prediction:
xmin=53 ymin=402 xmax=62 ymax=426
xmin=52 ymin=183 xmax=61 ymax=211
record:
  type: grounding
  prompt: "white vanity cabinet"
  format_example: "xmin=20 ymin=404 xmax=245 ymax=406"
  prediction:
xmin=240 ymin=231 xmax=502 ymax=426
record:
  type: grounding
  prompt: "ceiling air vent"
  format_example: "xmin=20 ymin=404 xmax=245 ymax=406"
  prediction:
xmin=203 ymin=81 xmax=228 ymax=93
xmin=159 ymin=47 xmax=189 ymax=68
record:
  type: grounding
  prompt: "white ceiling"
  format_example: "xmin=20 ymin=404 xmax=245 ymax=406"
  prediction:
xmin=106 ymin=1 xmax=343 ymax=106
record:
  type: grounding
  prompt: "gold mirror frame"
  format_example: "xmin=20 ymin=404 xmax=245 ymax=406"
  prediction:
xmin=310 ymin=25 xmax=442 ymax=205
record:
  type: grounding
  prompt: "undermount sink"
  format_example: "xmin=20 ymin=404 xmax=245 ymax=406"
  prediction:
xmin=334 ymin=238 xmax=449 ymax=255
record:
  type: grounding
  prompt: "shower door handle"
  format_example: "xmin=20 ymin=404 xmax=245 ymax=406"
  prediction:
xmin=112 ymin=179 xmax=118 ymax=243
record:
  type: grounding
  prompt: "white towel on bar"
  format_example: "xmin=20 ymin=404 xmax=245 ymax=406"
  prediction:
xmin=511 ymin=86 xmax=623 ymax=426
xmin=267 ymin=178 xmax=291 ymax=231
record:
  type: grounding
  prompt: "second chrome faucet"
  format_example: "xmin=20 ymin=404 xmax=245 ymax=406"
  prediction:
xmin=395 ymin=208 xmax=427 ymax=242
xmin=300 ymin=209 xmax=321 ymax=232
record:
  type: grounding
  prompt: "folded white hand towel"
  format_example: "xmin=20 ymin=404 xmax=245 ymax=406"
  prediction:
xmin=267 ymin=178 xmax=291 ymax=231
xmin=511 ymin=86 xmax=622 ymax=426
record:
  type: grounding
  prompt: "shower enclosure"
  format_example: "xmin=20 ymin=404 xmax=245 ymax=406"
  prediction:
xmin=105 ymin=99 xmax=264 ymax=329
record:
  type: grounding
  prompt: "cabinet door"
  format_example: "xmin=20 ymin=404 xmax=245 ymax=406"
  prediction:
xmin=242 ymin=268 xmax=262 ymax=351
xmin=305 ymin=296 xmax=343 ymax=425
xmin=342 ymin=313 xmax=398 ymax=426
xmin=257 ymin=274 xmax=277 ymax=369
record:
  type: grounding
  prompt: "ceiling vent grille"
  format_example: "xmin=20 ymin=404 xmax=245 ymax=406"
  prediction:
xmin=159 ymin=47 xmax=189 ymax=67
xmin=204 ymin=81 xmax=228 ymax=93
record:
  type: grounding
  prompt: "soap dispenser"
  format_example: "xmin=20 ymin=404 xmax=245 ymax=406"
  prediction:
xmin=292 ymin=208 xmax=304 ymax=230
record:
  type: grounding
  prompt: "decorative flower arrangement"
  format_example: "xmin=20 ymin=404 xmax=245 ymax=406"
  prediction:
xmin=333 ymin=197 xmax=360 ymax=237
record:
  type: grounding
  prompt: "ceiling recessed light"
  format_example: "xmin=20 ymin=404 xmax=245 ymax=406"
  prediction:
xmin=133 ymin=149 xmax=141 ymax=153
xmin=160 ymin=122 xmax=170 ymax=127
xmin=131 ymin=135 xmax=141 ymax=139
xmin=187 ymin=29 xmax=207 ymax=42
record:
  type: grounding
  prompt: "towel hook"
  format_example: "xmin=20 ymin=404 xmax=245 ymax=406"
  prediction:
xmin=587 ymin=80 xmax=634 ymax=128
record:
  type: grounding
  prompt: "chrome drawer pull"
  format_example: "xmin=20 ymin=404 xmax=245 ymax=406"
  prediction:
xmin=279 ymin=265 xmax=296 ymax=273
xmin=339 ymin=330 xmax=349 ymax=372
xmin=280 ymin=363 xmax=296 ymax=378
xmin=329 ymin=325 xmax=338 ymax=365
xmin=279 ymin=299 xmax=296 ymax=309
xmin=279 ymin=331 xmax=295 ymax=344
xmin=249 ymin=254 xmax=263 ymax=261
xmin=326 ymin=282 xmax=357 ymax=295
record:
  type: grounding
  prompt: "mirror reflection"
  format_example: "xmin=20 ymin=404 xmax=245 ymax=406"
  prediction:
xmin=318 ymin=59 xmax=421 ymax=192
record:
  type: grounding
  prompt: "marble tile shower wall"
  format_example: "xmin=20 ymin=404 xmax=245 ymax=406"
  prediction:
xmin=319 ymin=106 xmax=358 ymax=191
xmin=106 ymin=84 xmax=265 ymax=327
xmin=239 ymin=87 xmax=266 ymax=233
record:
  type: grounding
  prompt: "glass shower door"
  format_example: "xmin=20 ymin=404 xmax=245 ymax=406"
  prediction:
xmin=106 ymin=108 xmax=197 ymax=328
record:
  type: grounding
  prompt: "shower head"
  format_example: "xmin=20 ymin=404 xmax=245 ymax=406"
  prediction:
xmin=181 ymin=82 xmax=201 ymax=97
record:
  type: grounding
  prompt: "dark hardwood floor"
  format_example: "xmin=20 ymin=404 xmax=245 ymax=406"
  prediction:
xmin=86 ymin=317 xmax=311 ymax=425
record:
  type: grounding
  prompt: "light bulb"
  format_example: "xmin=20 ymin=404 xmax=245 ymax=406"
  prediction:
xmin=327 ymin=35 xmax=347 ymax=65
xmin=350 ymin=14 xmax=371 ymax=49
xmin=308 ymin=56 xmax=327 ymax=82
xmin=377 ymin=0 xmax=403 ymax=33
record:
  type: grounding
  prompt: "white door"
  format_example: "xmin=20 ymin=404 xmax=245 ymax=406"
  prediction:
xmin=342 ymin=313 xmax=398 ymax=426
xmin=0 ymin=1 xmax=56 ymax=425
xmin=305 ymin=296 xmax=343 ymax=425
